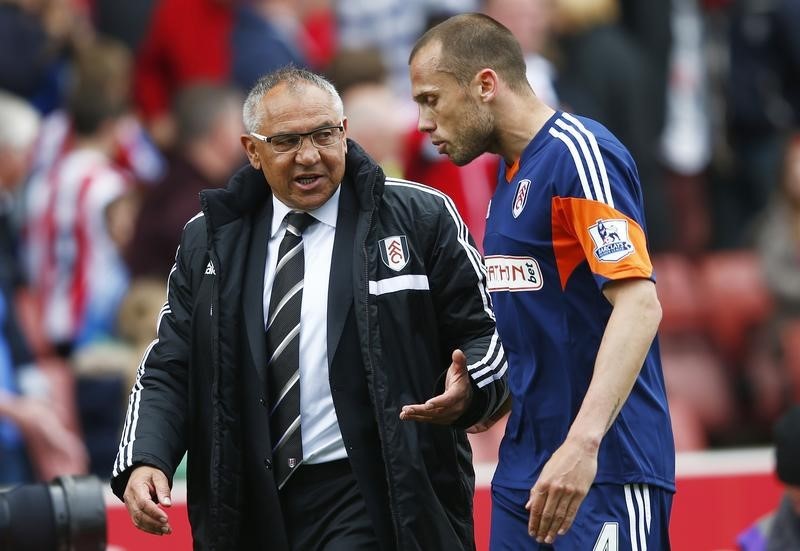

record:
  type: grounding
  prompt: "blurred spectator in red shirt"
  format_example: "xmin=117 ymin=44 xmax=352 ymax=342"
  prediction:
xmin=133 ymin=0 xmax=233 ymax=148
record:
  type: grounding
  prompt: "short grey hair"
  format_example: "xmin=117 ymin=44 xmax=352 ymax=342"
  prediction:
xmin=0 ymin=91 xmax=41 ymax=151
xmin=242 ymin=66 xmax=344 ymax=133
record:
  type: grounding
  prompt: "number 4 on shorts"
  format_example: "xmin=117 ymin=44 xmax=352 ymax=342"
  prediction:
xmin=593 ymin=522 xmax=619 ymax=551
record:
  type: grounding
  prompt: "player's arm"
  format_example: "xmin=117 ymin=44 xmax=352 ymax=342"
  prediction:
xmin=526 ymin=277 xmax=661 ymax=544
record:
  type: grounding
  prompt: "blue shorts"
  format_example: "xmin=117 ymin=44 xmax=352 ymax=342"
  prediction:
xmin=490 ymin=483 xmax=673 ymax=550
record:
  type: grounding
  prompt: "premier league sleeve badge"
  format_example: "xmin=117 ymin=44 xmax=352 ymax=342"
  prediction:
xmin=588 ymin=219 xmax=635 ymax=262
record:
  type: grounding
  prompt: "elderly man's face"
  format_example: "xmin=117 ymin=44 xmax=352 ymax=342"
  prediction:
xmin=245 ymin=82 xmax=347 ymax=211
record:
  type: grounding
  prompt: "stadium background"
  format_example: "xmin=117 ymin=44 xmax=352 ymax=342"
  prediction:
xmin=1 ymin=0 xmax=799 ymax=549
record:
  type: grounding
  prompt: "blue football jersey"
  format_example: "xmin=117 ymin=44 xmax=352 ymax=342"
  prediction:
xmin=485 ymin=111 xmax=675 ymax=492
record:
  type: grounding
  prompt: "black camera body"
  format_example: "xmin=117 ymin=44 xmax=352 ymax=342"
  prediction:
xmin=0 ymin=475 xmax=106 ymax=551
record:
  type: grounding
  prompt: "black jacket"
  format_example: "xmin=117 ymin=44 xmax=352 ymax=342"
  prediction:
xmin=111 ymin=141 xmax=508 ymax=550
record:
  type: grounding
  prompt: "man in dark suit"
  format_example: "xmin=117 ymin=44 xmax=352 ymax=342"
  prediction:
xmin=111 ymin=67 xmax=509 ymax=550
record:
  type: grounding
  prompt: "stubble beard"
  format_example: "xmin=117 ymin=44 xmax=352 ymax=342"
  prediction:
xmin=448 ymin=106 xmax=496 ymax=167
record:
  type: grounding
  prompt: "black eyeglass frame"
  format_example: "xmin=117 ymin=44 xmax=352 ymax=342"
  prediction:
xmin=249 ymin=124 xmax=345 ymax=153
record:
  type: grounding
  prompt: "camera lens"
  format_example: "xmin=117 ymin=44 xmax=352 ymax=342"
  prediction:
xmin=0 ymin=482 xmax=58 ymax=550
xmin=0 ymin=475 xmax=106 ymax=551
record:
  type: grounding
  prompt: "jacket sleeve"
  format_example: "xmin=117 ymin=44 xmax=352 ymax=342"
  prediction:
xmin=428 ymin=196 xmax=509 ymax=429
xmin=110 ymin=219 xmax=201 ymax=499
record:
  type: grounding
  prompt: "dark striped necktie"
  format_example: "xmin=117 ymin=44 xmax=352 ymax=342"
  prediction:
xmin=266 ymin=210 xmax=314 ymax=490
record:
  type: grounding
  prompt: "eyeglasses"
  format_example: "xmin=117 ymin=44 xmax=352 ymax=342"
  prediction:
xmin=250 ymin=125 xmax=345 ymax=154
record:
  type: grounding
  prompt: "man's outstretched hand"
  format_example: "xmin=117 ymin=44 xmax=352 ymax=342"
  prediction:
xmin=400 ymin=349 xmax=472 ymax=425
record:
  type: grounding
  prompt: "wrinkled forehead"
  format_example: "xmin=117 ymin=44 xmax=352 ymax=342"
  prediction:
xmin=260 ymin=83 xmax=343 ymax=132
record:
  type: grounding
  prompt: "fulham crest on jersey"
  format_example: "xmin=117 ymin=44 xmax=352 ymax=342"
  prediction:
xmin=512 ymin=179 xmax=531 ymax=218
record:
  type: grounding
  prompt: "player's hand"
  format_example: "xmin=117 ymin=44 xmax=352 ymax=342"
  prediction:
xmin=467 ymin=393 xmax=511 ymax=433
xmin=525 ymin=438 xmax=598 ymax=544
xmin=123 ymin=465 xmax=173 ymax=536
xmin=399 ymin=349 xmax=472 ymax=424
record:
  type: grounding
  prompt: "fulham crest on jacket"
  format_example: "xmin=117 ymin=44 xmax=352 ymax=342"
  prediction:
xmin=379 ymin=235 xmax=410 ymax=272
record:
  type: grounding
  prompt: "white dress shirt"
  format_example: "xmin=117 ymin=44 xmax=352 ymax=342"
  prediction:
xmin=264 ymin=188 xmax=347 ymax=464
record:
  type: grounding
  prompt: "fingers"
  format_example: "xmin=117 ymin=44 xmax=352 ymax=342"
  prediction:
xmin=539 ymin=494 xmax=565 ymax=544
xmin=126 ymin=487 xmax=172 ymax=535
xmin=559 ymin=495 xmax=582 ymax=537
xmin=399 ymin=402 xmax=429 ymax=420
xmin=137 ymin=491 xmax=172 ymax=535
xmin=423 ymin=388 xmax=458 ymax=410
xmin=399 ymin=402 xmax=451 ymax=423
xmin=451 ymin=349 xmax=467 ymax=370
xmin=153 ymin=470 xmax=173 ymax=507
xmin=525 ymin=486 xmax=547 ymax=541
xmin=525 ymin=483 xmax=585 ymax=544
xmin=398 ymin=348 xmax=471 ymax=424
xmin=124 ymin=469 xmax=173 ymax=536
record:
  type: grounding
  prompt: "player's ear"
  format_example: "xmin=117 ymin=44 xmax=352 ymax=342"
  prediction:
xmin=474 ymin=68 xmax=499 ymax=103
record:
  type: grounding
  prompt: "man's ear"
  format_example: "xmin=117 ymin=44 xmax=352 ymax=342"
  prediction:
xmin=241 ymin=135 xmax=260 ymax=169
xmin=342 ymin=117 xmax=348 ymax=153
xmin=474 ymin=68 xmax=499 ymax=103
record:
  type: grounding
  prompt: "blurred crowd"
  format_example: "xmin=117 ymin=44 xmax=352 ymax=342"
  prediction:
xmin=0 ymin=0 xmax=799 ymax=485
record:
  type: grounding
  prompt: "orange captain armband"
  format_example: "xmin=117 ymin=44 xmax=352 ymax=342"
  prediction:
xmin=551 ymin=196 xmax=652 ymax=288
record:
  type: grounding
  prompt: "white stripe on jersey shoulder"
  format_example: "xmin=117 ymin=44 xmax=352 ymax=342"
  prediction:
xmin=554 ymin=118 xmax=605 ymax=204
xmin=549 ymin=115 xmax=615 ymax=207
xmin=548 ymin=126 xmax=594 ymax=201
xmin=561 ymin=113 xmax=614 ymax=208
xmin=369 ymin=274 xmax=429 ymax=295
xmin=384 ymin=178 xmax=494 ymax=321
